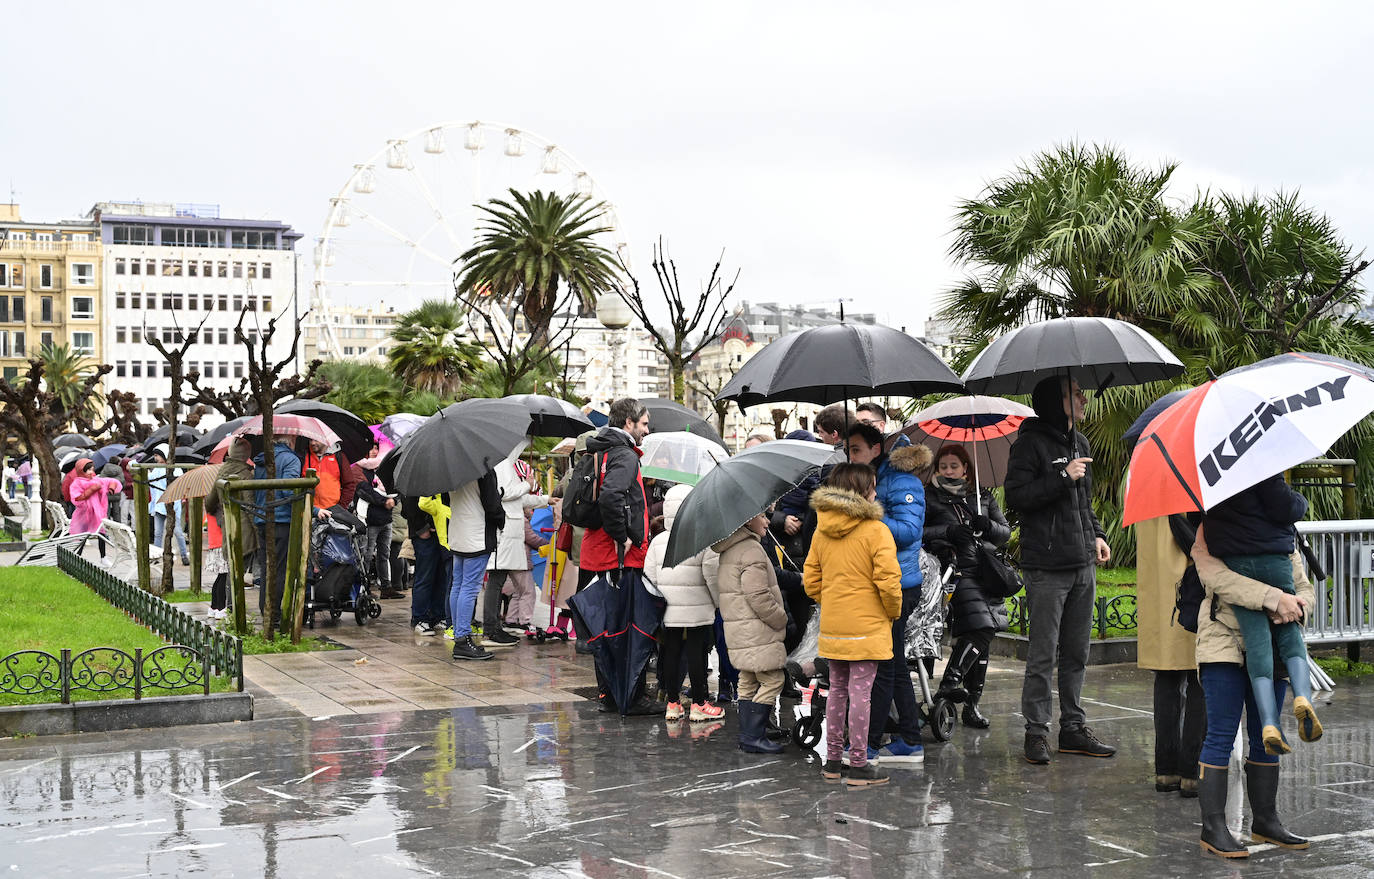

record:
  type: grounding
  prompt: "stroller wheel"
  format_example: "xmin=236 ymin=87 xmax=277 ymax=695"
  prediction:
xmin=354 ymin=601 xmax=367 ymax=626
xmin=329 ymin=608 xmax=343 ymax=621
xmin=929 ymin=697 xmax=956 ymax=742
xmin=367 ymin=600 xmax=382 ymax=619
xmin=792 ymin=715 xmax=822 ymax=750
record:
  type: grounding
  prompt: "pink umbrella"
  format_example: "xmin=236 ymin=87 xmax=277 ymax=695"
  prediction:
xmin=369 ymin=424 xmax=396 ymax=451
xmin=234 ymin=413 xmax=341 ymax=447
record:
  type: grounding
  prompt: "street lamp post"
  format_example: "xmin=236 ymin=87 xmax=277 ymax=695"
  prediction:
xmin=596 ymin=293 xmax=632 ymax=403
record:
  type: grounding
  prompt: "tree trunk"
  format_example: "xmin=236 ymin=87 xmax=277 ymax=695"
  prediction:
xmin=34 ymin=436 xmax=61 ymax=531
xmin=262 ymin=402 xmax=279 ymax=640
xmin=159 ymin=361 xmax=180 ymax=596
xmin=671 ymin=363 xmax=686 ymax=404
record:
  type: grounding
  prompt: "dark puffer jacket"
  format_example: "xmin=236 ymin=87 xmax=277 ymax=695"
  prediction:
xmin=923 ymin=482 xmax=1011 ymax=635
xmin=1203 ymin=474 xmax=1307 ymax=557
xmin=1004 ymin=387 xmax=1105 ymax=571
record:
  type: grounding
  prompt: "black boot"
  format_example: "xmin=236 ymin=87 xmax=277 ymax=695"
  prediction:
xmin=737 ymin=701 xmax=783 ymax=754
xmin=1198 ymin=764 xmax=1248 ymax=858
xmin=961 ymin=657 xmax=991 ymax=729
xmin=1245 ymin=761 xmax=1309 ymax=849
xmin=937 ymin=642 xmax=981 ymax=704
xmin=762 ymin=704 xmax=790 ymax=743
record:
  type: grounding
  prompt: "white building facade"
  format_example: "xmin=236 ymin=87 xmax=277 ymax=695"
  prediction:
xmin=94 ymin=201 xmax=302 ymax=428
xmin=563 ymin=315 xmax=667 ymax=406
xmin=300 ymin=303 xmax=398 ymax=363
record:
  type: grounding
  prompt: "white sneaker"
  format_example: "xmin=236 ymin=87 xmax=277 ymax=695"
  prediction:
xmin=414 ymin=622 xmax=436 ymax=636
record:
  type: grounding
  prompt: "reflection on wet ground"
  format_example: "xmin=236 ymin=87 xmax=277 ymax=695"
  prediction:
xmin=2 ymin=665 xmax=1372 ymax=877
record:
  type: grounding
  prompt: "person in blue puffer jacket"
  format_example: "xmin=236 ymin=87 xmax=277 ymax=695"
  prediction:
xmin=845 ymin=422 xmax=931 ymax=763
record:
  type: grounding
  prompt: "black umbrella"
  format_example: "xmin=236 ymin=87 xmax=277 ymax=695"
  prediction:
xmin=665 ymin=439 xmax=835 ymax=567
xmin=567 ymin=569 xmax=664 ymax=715
xmin=716 ymin=323 xmax=964 ymax=407
xmin=391 ymin=398 xmax=532 ymax=496
xmin=90 ymin=443 xmax=129 ymax=471
xmin=192 ymin=416 xmax=251 ymax=457
xmin=962 ymin=317 xmax=1184 ymax=396
xmin=144 ymin=423 xmax=201 ymax=447
xmin=54 ymin=433 xmax=95 ymax=449
xmin=275 ymin=399 xmax=373 ymax=464
xmin=504 ymin=394 xmax=594 ymax=439
xmin=639 ymin=398 xmax=726 ymax=447
xmin=1121 ymin=388 xmax=1193 ymax=453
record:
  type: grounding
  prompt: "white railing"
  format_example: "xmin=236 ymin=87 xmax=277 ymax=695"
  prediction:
xmin=0 ymin=240 xmax=100 ymax=255
xmin=1297 ymin=520 xmax=1374 ymax=643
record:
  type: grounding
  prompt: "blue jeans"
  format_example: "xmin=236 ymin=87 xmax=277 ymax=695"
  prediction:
xmin=714 ymin=611 xmax=738 ymax=690
xmin=449 ymin=552 xmax=490 ymax=637
xmin=1199 ymin=662 xmax=1283 ymax=767
xmin=868 ymin=589 xmax=922 ymax=749
xmin=410 ymin=534 xmax=447 ymax=627
xmin=153 ymin=511 xmax=187 ymax=557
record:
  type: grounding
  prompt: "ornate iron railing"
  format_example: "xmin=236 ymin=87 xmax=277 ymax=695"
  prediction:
xmin=52 ymin=546 xmax=243 ymax=691
xmin=1004 ymin=592 xmax=1139 ymax=639
xmin=0 ymin=646 xmax=208 ymax=703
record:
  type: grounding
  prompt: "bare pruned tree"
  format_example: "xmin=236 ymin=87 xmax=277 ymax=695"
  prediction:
xmin=454 ymin=279 xmax=579 ymax=397
xmin=614 ymin=239 xmax=738 ymax=403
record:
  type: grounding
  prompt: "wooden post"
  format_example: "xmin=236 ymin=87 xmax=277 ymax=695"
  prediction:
xmin=133 ymin=465 xmax=152 ymax=592
xmin=188 ymin=495 xmax=204 ymax=595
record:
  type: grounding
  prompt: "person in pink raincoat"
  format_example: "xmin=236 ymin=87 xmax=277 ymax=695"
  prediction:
xmin=68 ymin=459 xmax=122 ymax=557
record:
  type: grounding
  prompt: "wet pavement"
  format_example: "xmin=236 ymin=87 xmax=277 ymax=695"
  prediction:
xmin=3 ymin=653 xmax=1372 ymax=878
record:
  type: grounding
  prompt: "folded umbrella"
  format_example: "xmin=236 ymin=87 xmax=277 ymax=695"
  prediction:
xmin=1123 ymin=352 xmax=1374 ymax=526
xmin=962 ymin=316 xmax=1184 ymax=396
xmin=716 ymin=322 xmax=964 ymax=407
xmin=639 ymin=398 xmax=726 ymax=447
xmin=504 ymin=394 xmax=595 ymax=439
xmin=391 ymin=398 xmax=532 ymax=496
xmin=665 ymin=439 xmax=835 ymax=567
xmin=903 ymin=396 xmax=1035 ymax=490
xmin=639 ymin=431 xmax=730 ymax=486
xmin=276 ymin=399 xmax=373 ymax=464
xmin=567 ymin=568 xmax=664 ymax=715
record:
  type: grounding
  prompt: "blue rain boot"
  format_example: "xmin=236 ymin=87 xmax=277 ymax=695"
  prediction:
xmin=1250 ymin=677 xmax=1291 ymax=756
xmin=1285 ymin=657 xmax=1323 ymax=743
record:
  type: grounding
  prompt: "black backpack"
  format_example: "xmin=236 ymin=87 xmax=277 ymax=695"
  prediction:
xmin=560 ymin=452 xmax=605 ymax=529
xmin=1173 ymin=565 xmax=1209 ymax=633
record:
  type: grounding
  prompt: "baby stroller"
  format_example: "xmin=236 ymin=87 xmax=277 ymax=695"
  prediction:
xmin=305 ymin=506 xmax=382 ymax=628
xmin=790 ymin=549 xmax=957 ymax=749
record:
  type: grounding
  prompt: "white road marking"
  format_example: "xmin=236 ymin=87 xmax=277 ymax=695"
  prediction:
xmin=256 ymin=786 xmax=302 ymax=801
xmin=385 ymin=745 xmax=420 ymax=764
xmin=215 ymin=770 xmax=259 ymax=790
xmin=1085 ymin=836 xmax=1146 ymax=857
xmin=292 ymin=767 xmax=329 ymax=784
xmin=833 ymin=813 xmax=899 ymax=831
xmin=352 ymin=827 xmax=431 ymax=847
xmin=696 ymin=760 xmax=781 ymax=777
xmin=609 ymin=858 xmax=685 ymax=879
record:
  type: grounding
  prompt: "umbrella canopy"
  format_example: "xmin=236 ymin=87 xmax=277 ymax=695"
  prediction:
xmin=378 ymin=412 xmax=429 ymax=444
xmin=208 ymin=434 xmax=259 ymax=465
xmin=391 ymin=398 xmax=532 ymax=496
xmin=902 ymin=396 xmax=1035 ymax=489
xmin=192 ymin=416 xmax=251 ymax=457
xmin=275 ymin=398 xmax=373 ymax=463
xmin=1122 ymin=352 xmax=1374 ymax=526
xmin=1121 ymin=388 xmax=1193 ymax=453
xmin=90 ymin=443 xmax=129 ymax=471
xmin=716 ymin=323 xmax=964 ymax=407
xmin=567 ymin=569 xmax=664 ymax=715
xmin=54 ymin=433 xmax=95 ymax=449
xmin=161 ymin=463 xmax=227 ymax=504
xmin=639 ymin=398 xmax=726 ymax=447
xmin=59 ymin=449 xmax=85 ymax=473
xmin=962 ymin=316 xmax=1184 ymax=396
xmin=368 ymin=425 xmax=395 ymax=452
xmin=504 ymin=394 xmax=595 ymax=439
xmin=144 ymin=423 xmax=201 ymax=447
xmin=665 ymin=439 xmax=835 ymax=567
xmin=233 ymin=413 xmax=341 ymax=449
xmin=639 ymin=431 xmax=730 ymax=486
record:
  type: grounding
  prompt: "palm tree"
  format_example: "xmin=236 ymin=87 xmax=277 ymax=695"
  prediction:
xmin=386 ymin=299 xmax=485 ymax=398
xmin=38 ymin=343 xmax=102 ymax=428
xmin=455 ymin=189 xmax=622 ymax=346
xmin=318 ymin=360 xmax=403 ymax=424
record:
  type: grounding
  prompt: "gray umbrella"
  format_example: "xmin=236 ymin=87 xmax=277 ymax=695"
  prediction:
xmin=503 ymin=394 xmax=594 ymax=439
xmin=54 ymin=433 xmax=95 ymax=449
xmin=664 ymin=439 xmax=834 ymax=567
xmin=962 ymin=316 xmax=1184 ymax=396
xmin=391 ymin=398 xmax=533 ymax=496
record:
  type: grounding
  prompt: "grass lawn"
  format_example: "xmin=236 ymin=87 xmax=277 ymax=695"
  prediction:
xmin=0 ymin=568 xmax=234 ymax=706
xmin=152 ymin=592 xmax=341 ymax=654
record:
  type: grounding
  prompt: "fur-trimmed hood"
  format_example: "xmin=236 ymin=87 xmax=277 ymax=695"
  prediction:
xmin=810 ymin=486 xmax=885 ymax=539
xmin=885 ymin=443 xmax=932 ymax=475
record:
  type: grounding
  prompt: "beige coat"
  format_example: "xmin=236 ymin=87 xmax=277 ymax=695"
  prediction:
xmin=1134 ymin=516 xmax=1196 ymax=671
xmin=712 ymin=526 xmax=787 ymax=673
xmin=1192 ymin=526 xmax=1315 ymax=666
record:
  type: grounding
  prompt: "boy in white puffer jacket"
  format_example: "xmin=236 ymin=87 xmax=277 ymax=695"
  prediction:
xmin=644 ymin=484 xmax=726 ymax=723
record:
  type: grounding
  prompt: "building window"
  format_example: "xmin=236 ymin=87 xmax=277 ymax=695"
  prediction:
xmin=10 ymin=296 xmax=22 ymax=321
xmin=0 ymin=265 xmax=6 ymax=287
xmin=232 ymin=262 xmax=243 ymax=279
xmin=72 ymin=332 xmax=94 ymax=354
xmin=40 ymin=297 xmax=53 ymax=322
xmin=14 ymin=331 xmax=24 ymax=356
xmin=40 ymin=331 xmax=52 ymax=349
xmin=0 ymin=332 xmax=8 ymax=357
xmin=130 ymin=326 xmax=142 ymax=344
xmin=230 ymin=230 xmax=275 ymax=249
xmin=130 ymin=260 xmax=141 ymax=276
xmin=232 ymin=296 xmax=242 ymax=311
xmin=144 ymin=260 xmax=155 ymax=275
xmin=246 ymin=296 xmax=256 ymax=312
xmin=130 ymin=292 xmax=141 ymax=310
xmin=115 ymin=293 xmax=126 ymax=309
xmin=161 ymin=260 xmax=183 ymax=277
xmin=218 ymin=362 xmax=228 ymax=378
xmin=115 ymin=259 xmax=126 ymax=275
xmin=203 ymin=295 xmax=213 ymax=310
xmin=217 ymin=262 xmax=227 ymax=278
xmin=218 ymin=295 xmax=228 ymax=312
xmin=217 ymin=328 xmax=228 ymax=345
xmin=39 ymin=265 xmax=53 ymax=288
xmin=262 ymin=297 xmax=272 ymax=312
xmin=247 ymin=263 xmax=257 ymax=279
xmin=202 ymin=261 xmax=211 ymax=276
xmin=162 ymin=329 xmax=173 ymax=344
xmin=71 ymin=297 xmax=94 ymax=319
xmin=71 ymin=264 xmax=94 ymax=286
xmin=233 ymin=362 xmax=243 ymax=378
xmin=261 ymin=263 xmax=272 ymax=280
xmin=187 ymin=261 xmax=198 ymax=277
xmin=162 ymin=294 xmax=173 ymax=310
xmin=4 ymin=264 xmax=23 ymax=288
xmin=146 ymin=361 xmax=156 ymax=377
xmin=116 ymin=327 xmax=126 ymax=344
xmin=188 ymin=294 xmax=197 ymax=310
xmin=343 ymin=347 xmax=354 ymax=355
xmin=131 ymin=362 xmax=142 ymax=378
xmin=116 ymin=362 xmax=126 ymax=378
xmin=159 ymin=227 xmax=222 ymax=248
xmin=111 ymin=225 xmax=154 ymax=246
xmin=0 ymin=299 xmax=7 ymax=323
xmin=172 ymin=294 xmax=183 ymax=310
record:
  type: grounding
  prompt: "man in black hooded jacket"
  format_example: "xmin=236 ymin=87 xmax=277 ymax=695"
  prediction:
xmin=1005 ymin=376 xmax=1117 ymax=765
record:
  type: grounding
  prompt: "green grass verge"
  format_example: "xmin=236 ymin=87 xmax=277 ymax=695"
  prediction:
xmin=153 ymin=592 xmax=340 ymax=653
xmin=0 ymin=568 xmax=234 ymax=706
xmin=1315 ymin=655 xmax=1374 ymax=679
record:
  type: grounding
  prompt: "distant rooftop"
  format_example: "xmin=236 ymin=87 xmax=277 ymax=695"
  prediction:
xmin=88 ymin=200 xmax=220 ymax=219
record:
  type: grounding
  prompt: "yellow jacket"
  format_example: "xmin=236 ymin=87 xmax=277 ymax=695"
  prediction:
xmin=804 ymin=487 xmax=903 ymax=661
xmin=418 ymin=494 xmax=452 ymax=551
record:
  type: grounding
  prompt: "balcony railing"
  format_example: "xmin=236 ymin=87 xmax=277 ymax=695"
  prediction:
xmin=0 ymin=240 xmax=100 ymax=255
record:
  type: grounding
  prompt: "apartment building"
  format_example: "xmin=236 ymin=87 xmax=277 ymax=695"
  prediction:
xmin=0 ymin=205 xmax=104 ymax=382
xmin=300 ymin=303 xmax=399 ymax=363
xmin=93 ymin=201 xmax=301 ymax=427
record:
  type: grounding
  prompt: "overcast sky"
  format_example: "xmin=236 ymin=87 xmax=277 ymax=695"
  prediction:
xmin=7 ymin=1 xmax=1374 ymax=334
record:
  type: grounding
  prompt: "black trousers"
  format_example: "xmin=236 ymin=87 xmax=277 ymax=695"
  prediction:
xmin=660 ymin=625 xmax=713 ymax=704
xmin=1153 ymin=669 xmax=1206 ymax=778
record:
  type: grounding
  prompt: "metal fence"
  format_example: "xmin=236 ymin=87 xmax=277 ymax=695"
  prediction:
xmin=54 ymin=546 xmax=243 ymax=689
xmin=1 ymin=646 xmax=210 ymax=703
xmin=1297 ymin=519 xmax=1374 ymax=644
xmin=1004 ymin=593 xmax=1138 ymax=640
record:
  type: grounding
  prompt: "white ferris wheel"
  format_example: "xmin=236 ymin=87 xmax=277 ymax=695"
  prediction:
xmin=310 ymin=120 xmax=629 ymax=360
